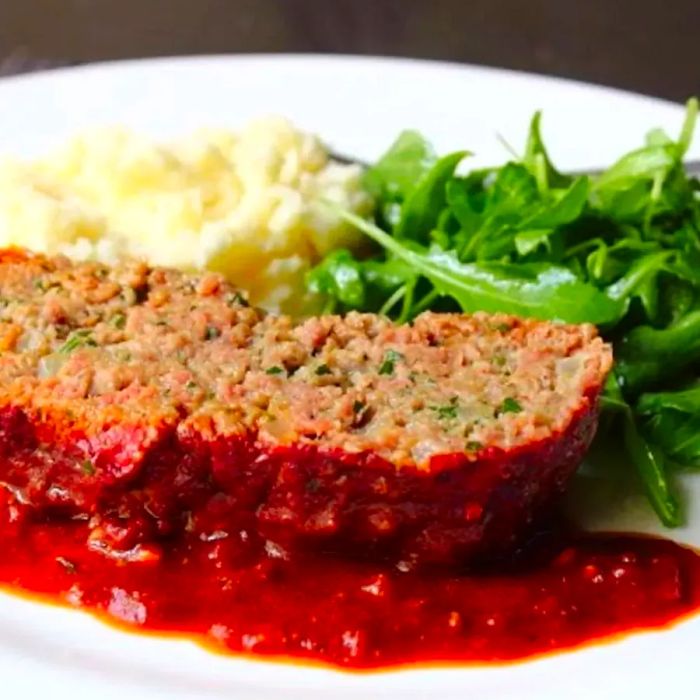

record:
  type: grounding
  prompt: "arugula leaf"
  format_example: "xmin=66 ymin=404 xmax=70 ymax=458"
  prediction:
xmin=450 ymin=168 xmax=588 ymax=262
xmin=592 ymin=101 xmax=697 ymax=223
xmin=508 ymin=178 xmax=590 ymax=256
xmin=522 ymin=176 xmax=590 ymax=228
xmin=336 ymin=208 xmax=625 ymax=324
xmin=676 ymin=96 xmax=698 ymax=158
xmin=659 ymin=278 xmax=697 ymax=325
xmin=595 ymin=146 xmax=676 ymax=191
xmin=361 ymin=258 xmax=415 ymax=291
xmin=395 ymin=151 xmax=468 ymax=241
xmin=446 ymin=172 xmax=490 ymax=232
xmin=646 ymin=411 xmax=700 ymax=468
xmin=485 ymin=163 xmax=540 ymax=220
xmin=306 ymin=249 xmax=366 ymax=310
xmin=363 ymin=130 xmax=436 ymax=202
xmin=514 ymin=229 xmax=555 ymax=256
xmin=638 ymin=385 xmax=700 ymax=468
xmin=604 ymin=250 xmax=673 ymax=319
xmin=602 ymin=374 xmax=680 ymax=526
xmin=523 ymin=111 xmax=572 ymax=189
xmin=615 ymin=310 xmax=700 ymax=393
xmin=638 ymin=385 xmax=700 ymax=414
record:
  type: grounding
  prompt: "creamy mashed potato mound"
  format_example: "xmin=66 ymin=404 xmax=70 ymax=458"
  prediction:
xmin=0 ymin=118 xmax=371 ymax=314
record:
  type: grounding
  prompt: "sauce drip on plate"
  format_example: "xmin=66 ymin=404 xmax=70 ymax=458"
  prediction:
xmin=1 ymin=509 xmax=699 ymax=669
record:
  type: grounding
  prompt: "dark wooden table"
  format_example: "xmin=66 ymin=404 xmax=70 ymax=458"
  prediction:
xmin=0 ymin=0 xmax=698 ymax=101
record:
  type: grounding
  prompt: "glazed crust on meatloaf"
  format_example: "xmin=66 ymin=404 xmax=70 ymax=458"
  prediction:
xmin=0 ymin=249 xmax=612 ymax=566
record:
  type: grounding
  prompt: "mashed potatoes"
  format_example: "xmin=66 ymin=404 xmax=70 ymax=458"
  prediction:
xmin=0 ymin=118 xmax=371 ymax=314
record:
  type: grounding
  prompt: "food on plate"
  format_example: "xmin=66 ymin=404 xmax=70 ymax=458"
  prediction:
xmin=311 ymin=98 xmax=700 ymax=527
xmin=0 ymin=118 xmax=371 ymax=314
xmin=1 ymin=102 xmax=700 ymax=671
xmin=0 ymin=249 xmax=610 ymax=565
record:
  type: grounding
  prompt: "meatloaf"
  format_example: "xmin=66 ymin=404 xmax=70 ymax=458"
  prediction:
xmin=0 ymin=249 xmax=612 ymax=566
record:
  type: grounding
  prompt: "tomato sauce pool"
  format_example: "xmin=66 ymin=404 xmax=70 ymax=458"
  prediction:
xmin=1 ymin=508 xmax=700 ymax=670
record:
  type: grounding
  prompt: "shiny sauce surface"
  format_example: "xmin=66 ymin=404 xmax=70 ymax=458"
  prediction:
xmin=1 ymin=508 xmax=699 ymax=669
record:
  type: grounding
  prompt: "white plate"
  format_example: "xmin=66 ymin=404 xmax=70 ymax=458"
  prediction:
xmin=0 ymin=54 xmax=698 ymax=699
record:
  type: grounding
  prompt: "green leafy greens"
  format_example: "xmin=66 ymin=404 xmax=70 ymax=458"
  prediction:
xmin=308 ymin=98 xmax=700 ymax=526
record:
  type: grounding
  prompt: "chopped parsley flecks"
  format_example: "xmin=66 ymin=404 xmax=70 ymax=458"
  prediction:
xmin=499 ymin=397 xmax=523 ymax=415
xmin=352 ymin=400 xmax=366 ymax=414
xmin=378 ymin=349 xmax=405 ymax=376
xmin=265 ymin=366 xmax=285 ymax=375
xmin=205 ymin=326 xmax=221 ymax=340
xmin=59 ymin=329 xmax=97 ymax=354
xmin=431 ymin=396 xmax=459 ymax=420
xmin=315 ymin=364 xmax=332 ymax=376
xmin=494 ymin=323 xmax=512 ymax=333
xmin=81 ymin=459 xmax=96 ymax=476
xmin=111 ymin=313 xmax=127 ymax=329
xmin=186 ymin=380 xmax=197 ymax=390
xmin=226 ymin=292 xmax=248 ymax=308
xmin=466 ymin=440 xmax=483 ymax=452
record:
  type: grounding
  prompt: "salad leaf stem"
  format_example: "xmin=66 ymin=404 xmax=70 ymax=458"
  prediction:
xmin=411 ymin=289 xmax=441 ymax=317
xmin=379 ymin=284 xmax=407 ymax=317
xmin=602 ymin=375 xmax=680 ymax=526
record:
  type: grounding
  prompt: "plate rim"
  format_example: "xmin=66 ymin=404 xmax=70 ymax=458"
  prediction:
xmin=0 ymin=51 xmax=685 ymax=112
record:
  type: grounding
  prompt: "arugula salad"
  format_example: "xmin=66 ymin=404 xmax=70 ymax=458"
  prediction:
xmin=309 ymin=99 xmax=700 ymax=527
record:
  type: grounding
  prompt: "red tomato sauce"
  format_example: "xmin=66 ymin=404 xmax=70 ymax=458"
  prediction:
xmin=1 ymin=510 xmax=699 ymax=670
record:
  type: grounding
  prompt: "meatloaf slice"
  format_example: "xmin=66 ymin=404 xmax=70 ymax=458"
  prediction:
xmin=0 ymin=249 xmax=612 ymax=566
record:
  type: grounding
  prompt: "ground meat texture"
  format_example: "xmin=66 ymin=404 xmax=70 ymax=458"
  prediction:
xmin=0 ymin=249 xmax=612 ymax=566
